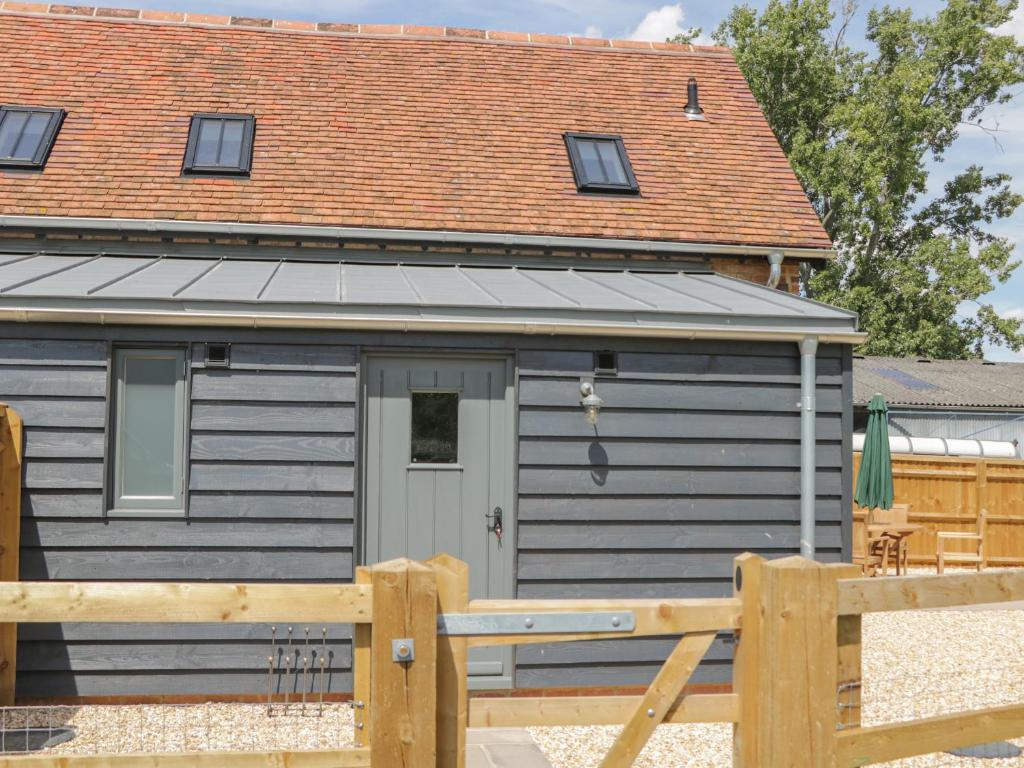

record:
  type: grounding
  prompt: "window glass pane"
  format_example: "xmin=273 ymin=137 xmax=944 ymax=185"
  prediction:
xmin=411 ymin=392 xmax=459 ymax=463
xmin=218 ymin=120 xmax=245 ymax=167
xmin=194 ymin=119 xmax=222 ymax=166
xmin=12 ymin=113 xmax=50 ymax=160
xmin=0 ymin=112 xmax=29 ymax=158
xmin=118 ymin=353 xmax=180 ymax=500
xmin=576 ymin=139 xmax=606 ymax=184
xmin=596 ymin=140 xmax=627 ymax=185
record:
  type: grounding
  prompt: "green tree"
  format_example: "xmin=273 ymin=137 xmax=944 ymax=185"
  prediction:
xmin=667 ymin=29 xmax=704 ymax=44
xmin=715 ymin=0 xmax=1024 ymax=358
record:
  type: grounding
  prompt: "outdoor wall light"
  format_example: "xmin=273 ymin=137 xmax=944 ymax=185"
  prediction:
xmin=580 ymin=381 xmax=603 ymax=426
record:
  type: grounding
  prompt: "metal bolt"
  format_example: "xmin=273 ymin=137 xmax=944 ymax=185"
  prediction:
xmin=611 ymin=616 xmax=620 ymax=628
xmin=397 ymin=644 xmax=410 ymax=658
xmin=355 ymin=722 xmax=364 ymax=730
xmin=353 ymin=700 xmax=365 ymax=709
xmin=647 ymin=708 xmax=655 ymax=718
xmin=524 ymin=617 xmax=534 ymax=629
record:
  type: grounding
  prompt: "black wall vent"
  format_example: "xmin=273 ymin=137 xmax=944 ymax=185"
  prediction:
xmin=205 ymin=343 xmax=231 ymax=367
xmin=595 ymin=351 xmax=618 ymax=375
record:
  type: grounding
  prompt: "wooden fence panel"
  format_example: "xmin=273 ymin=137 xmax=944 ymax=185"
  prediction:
xmin=853 ymin=453 xmax=1024 ymax=566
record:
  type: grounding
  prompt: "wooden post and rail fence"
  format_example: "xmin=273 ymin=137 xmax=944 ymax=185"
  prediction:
xmin=0 ymin=405 xmax=1021 ymax=765
xmin=0 ymin=555 xmax=1014 ymax=766
xmin=853 ymin=451 xmax=1024 ymax=567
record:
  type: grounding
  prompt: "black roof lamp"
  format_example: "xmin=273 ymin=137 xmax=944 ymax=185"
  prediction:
xmin=684 ymin=77 xmax=705 ymax=120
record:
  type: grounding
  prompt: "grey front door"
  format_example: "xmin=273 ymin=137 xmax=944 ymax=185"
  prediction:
xmin=363 ymin=355 xmax=515 ymax=687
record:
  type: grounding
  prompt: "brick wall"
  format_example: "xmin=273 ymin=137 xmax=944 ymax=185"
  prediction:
xmin=710 ymin=256 xmax=802 ymax=295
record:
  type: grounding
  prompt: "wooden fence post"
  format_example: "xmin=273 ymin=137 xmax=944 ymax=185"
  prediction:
xmin=369 ymin=558 xmax=437 ymax=767
xmin=732 ymin=552 xmax=764 ymax=767
xmin=352 ymin=566 xmax=371 ymax=746
xmin=832 ymin=564 xmax=863 ymax=732
xmin=745 ymin=556 xmax=842 ymax=767
xmin=0 ymin=404 xmax=22 ymax=706
xmin=427 ymin=554 xmax=469 ymax=768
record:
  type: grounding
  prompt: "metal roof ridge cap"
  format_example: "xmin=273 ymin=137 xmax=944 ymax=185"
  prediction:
xmin=0 ymin=215 xmax=837 ymax=259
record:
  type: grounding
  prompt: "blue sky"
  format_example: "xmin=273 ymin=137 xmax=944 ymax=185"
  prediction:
xmin=107 ymin=0 xmax=1024 ymax=358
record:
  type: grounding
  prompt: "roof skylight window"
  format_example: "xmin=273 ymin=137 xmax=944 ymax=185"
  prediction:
xmin=182 ymin=113 xmax=255 ymax=175
xmin=0 ymin=106 xmax=65 ymax=170
xmin=564 ymin=133 xmax=639 ymax=194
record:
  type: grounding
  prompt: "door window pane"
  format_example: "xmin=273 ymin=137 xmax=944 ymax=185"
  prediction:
xmin=112 ymin=348 xmax=185 ymax=512
xmin=411 ymin=392 xmax=458 ymax=463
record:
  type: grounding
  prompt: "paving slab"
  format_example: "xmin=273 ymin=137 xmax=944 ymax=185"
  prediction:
xmin=466 ymin=728 xmax=553 ymax=768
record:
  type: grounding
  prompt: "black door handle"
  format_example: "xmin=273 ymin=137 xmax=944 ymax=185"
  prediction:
xmin=486 ymin=506 xmax=503 ymax=542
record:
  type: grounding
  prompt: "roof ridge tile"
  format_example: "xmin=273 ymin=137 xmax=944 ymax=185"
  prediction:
xmin=0 ymin=0 xmax=734 ymax=54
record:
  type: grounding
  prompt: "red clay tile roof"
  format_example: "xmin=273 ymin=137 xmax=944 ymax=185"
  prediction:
xmin=0 ymin=5 xmax=833 ymax=251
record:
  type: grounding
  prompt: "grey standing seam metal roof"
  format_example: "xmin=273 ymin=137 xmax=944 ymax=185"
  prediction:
xmin=0 ymin=252 xmax=860 ymax=339
xmin=854 ymin=355 xmax=1024 ymax=409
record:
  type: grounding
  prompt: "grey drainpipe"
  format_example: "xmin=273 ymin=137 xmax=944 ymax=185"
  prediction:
xmin=800 ymin=336 xmax=819 ymax=558
xmin=766 ymin=251 xmax=784 ymax=289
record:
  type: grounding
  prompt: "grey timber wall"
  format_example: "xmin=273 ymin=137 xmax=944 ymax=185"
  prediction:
xmin=514 ymin=341 xmax=848 ymax=687
xmin=3 ymin=336 xmax=356 ymax=697
xmin=0 ymin=324 xmax=852 ymax=697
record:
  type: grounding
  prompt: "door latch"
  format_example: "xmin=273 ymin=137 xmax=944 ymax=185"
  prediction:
xmin=486 ymin=506 xmax=503 ymax=543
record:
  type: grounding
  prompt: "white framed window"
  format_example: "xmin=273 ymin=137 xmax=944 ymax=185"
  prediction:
xmin=109 ymin=347 xmax=187 ymax=515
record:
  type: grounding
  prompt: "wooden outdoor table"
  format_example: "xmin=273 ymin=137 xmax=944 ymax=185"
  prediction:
xmin=868 ymin=524 xmax=925 ymax=575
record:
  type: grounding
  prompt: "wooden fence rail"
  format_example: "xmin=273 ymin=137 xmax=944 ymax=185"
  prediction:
xmin=853 ymin=452 xmax=1024 ymax=566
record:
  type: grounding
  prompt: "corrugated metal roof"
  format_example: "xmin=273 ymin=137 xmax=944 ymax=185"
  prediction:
xmin=854 ymin=355 xmax=1024 ymax=409
xmin=0 ymin=252 xmax=861 ymax=340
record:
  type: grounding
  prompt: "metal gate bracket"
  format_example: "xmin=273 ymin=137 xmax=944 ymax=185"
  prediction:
xmin=437 ymin=611 xmax=636 ymax=636
xmin=392 ymin=638 xmax=415 ymax=662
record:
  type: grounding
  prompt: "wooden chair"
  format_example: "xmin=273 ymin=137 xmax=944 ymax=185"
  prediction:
xmin=937 ymin=509 xmax=988 ymax=574
xmin=858 ymin=515 xmax=890 ymax=577
xmin=870 ymin=504 xmax=910 ymax=575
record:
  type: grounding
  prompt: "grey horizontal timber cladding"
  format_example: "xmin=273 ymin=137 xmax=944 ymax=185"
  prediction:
xmin=190 ymin=433 xmax=355 ymax=463
xmin=516 ymin=635 xmax=733 ymax=666
xmin=23 ymin=459 xmax=104 ymax=490
xmin=192 ymin=343 xmax=356 ymax=371
xmin=0 ymin=365 xmax=107 ymax=397
xmin=21 ymin=490 xmax=105 ymax=518
xmin=516 ymin=662 xmax=729 ymax=688
xmin=21 ymin=550 xmax=353 ymax=581
xmin=0 ymin=338 xmax=107 ymax=367
xmin=518 ymin=581 xmax=741 ymax=599
xmin=187 ymin=492 xmax=354 ymax=520
xmin=517 ymin=545 xmax=841 ymax=582
xmin=191 ymin=369 xmax=355 ymax=403
xmin=191 ymin=403 xmax=355 ymax=433
xmin=519 ymin=378 xmax=843 ymax=413
xmin=189 ymin=462 xmax=353 ymax=492
xmin=23 ymin=428 xmax=106 ymax=459
xmin=518 ymin=496 xmax=844 ymax=523
xmin=517 ymin=522 xmax=843 ymax=550
xmin=519 ymin=409 xmax=843 ymax=440
xmin=518 ymin=467 xmax=842 ymax=496
xmin=518 ymin=439 xmax=842 ymax=468
xmin=20 ymin=623 xmax=353 ymax=642
xmin=19 ymin=642 xmax=352 ymax=673
xmin=0 ymin=397 xmax=105 ymax=428
xmin=17 ymin=671 xmax=354 ymax=697
xmin=21 ymin=520 xmax=352 ymax=548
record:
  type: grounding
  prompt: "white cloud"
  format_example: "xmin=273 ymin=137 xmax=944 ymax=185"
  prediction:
xmin=627 ymin=3 xmax=707 ymax=43
xmin=997 ymin=3 xmax=1024 ymax=42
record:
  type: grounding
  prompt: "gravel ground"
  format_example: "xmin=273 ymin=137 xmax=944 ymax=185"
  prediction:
xmin=529 ymin=568 xmax=1024 ymax=768
xmin=0 ymin=703 xmax=354 ymax=755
